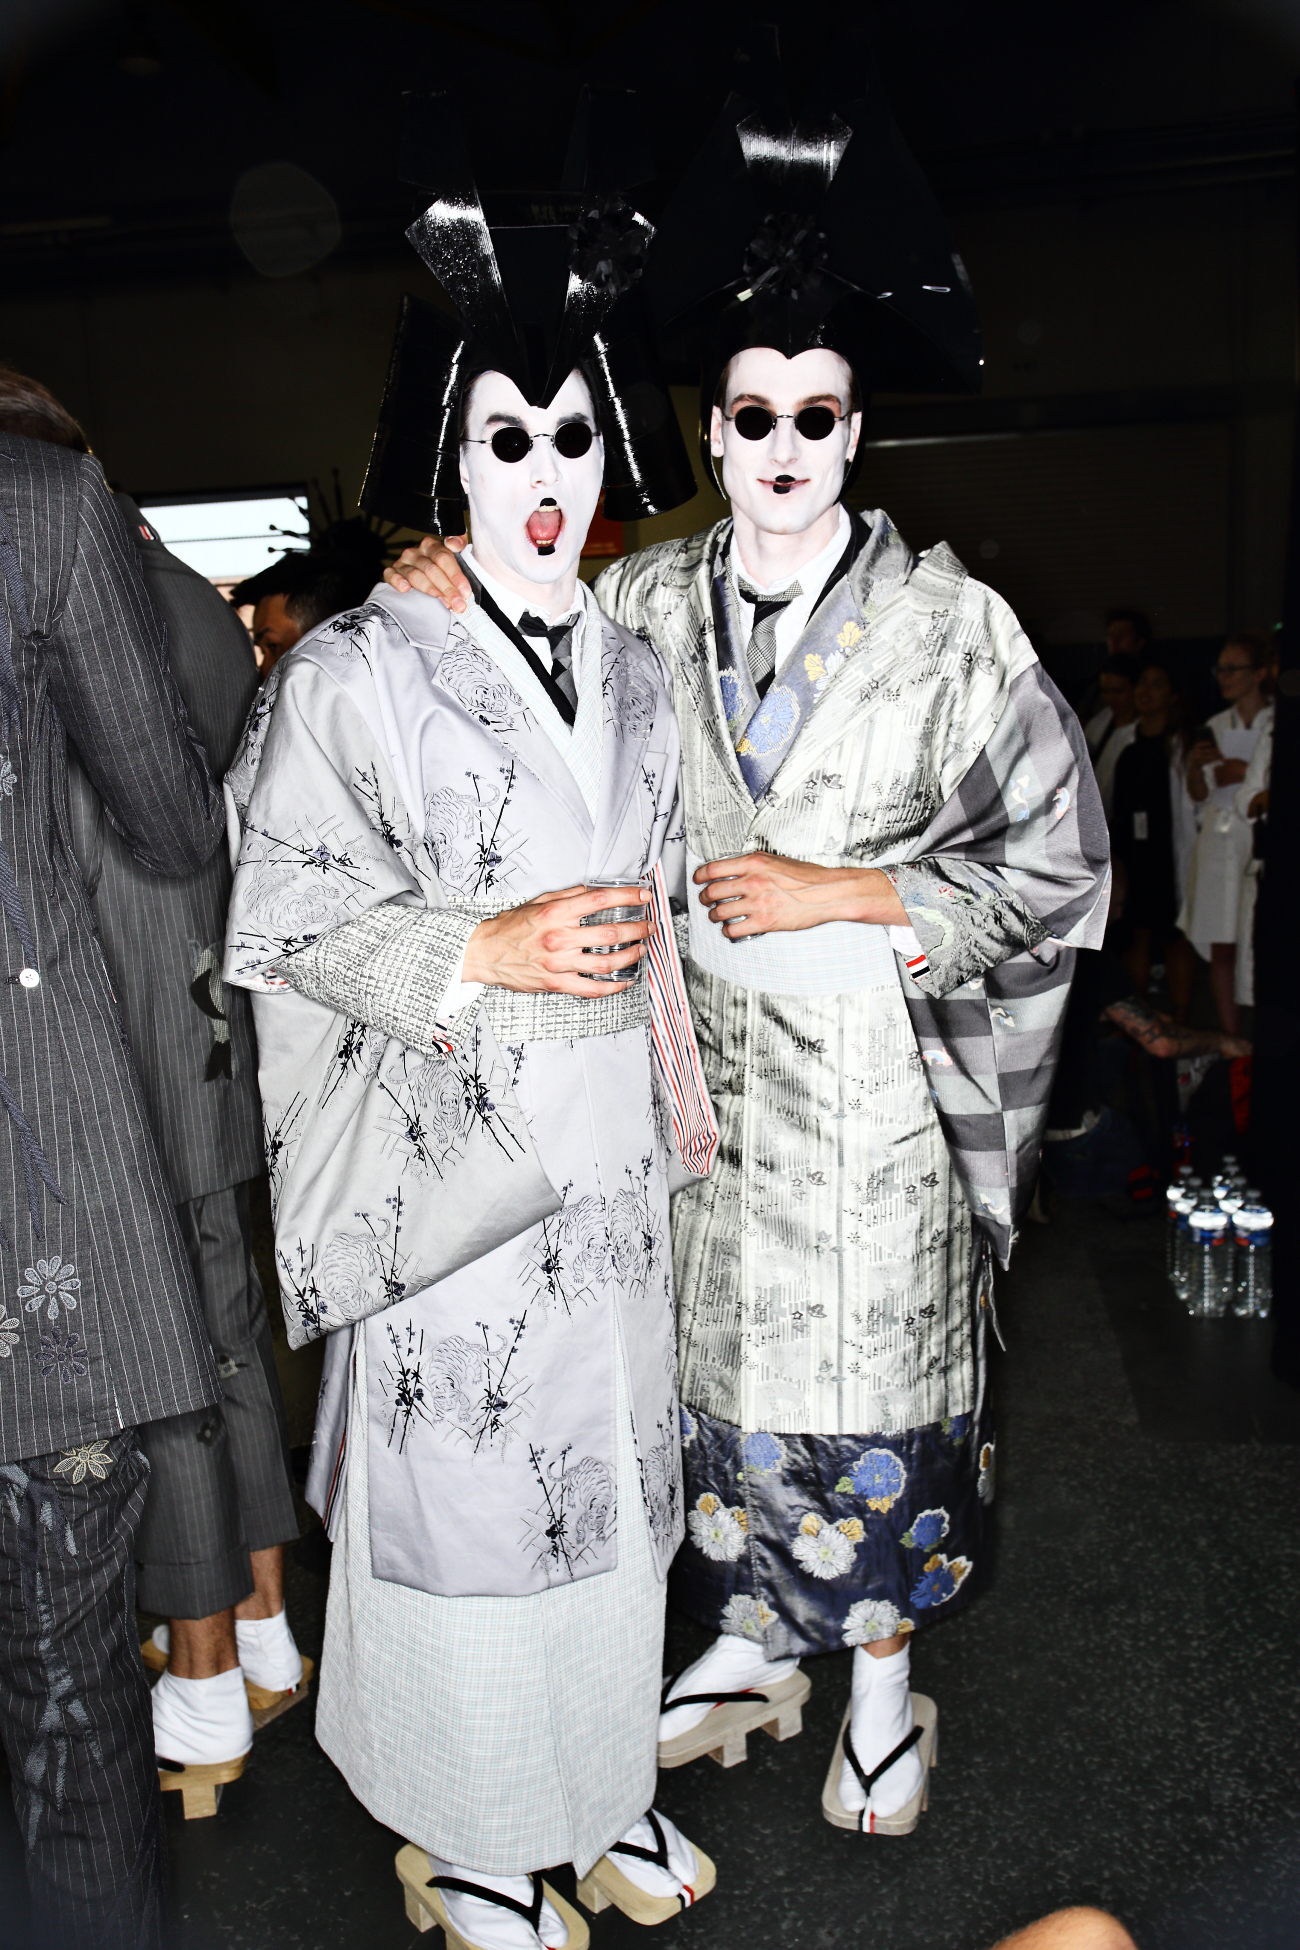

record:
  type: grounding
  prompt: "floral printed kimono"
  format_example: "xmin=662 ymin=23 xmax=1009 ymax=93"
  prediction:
xmin=595 ymin=510 xmax=1108 ymax=1659
xmin=223 ymin=581 xmax=706 ymax=1872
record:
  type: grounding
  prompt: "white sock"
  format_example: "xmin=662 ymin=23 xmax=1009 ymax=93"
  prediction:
xmin=426 ymin=1858 xmax=567 ymax=1950
xmin=152 ymin=1665 xmax=254 ymax=1766
xmin=235 ymin=1608 xmax=304 ymax=1692
xmin=659 ymin=1630 xmax=799 ymax=1741
xmin=838 ymin=1643 xmax=923 ymax=1819
xmin=606 ymin=1809 xmax=700 ymax=1904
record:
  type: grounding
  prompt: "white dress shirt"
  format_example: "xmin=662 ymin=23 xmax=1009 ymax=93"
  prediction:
xmin=729 ymin=504 xmax=854 ymax=680
xmin=461 ymin=547 xmax=583 ymax=673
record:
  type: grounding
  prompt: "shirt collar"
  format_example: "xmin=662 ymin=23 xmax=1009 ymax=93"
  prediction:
xmin=461 ymin=547 xmax=584 ymax=633
xmin=731 ymin=504 xmax=853 ymax=602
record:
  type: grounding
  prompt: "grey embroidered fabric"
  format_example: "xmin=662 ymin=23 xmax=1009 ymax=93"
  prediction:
xmin=481 ymin=981 xmax=648 ymax=1043
xmin=275 ymin=899 xmax=649 ymax=1049
xmin=273 ymin=903 xmax=481 ymax=1055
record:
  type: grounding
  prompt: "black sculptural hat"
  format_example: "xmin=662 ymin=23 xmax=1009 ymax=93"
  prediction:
xmin=360 ymin=89 xmax=695 ymax=536
xmin=641 ymin=38 xmax=981 ymax=487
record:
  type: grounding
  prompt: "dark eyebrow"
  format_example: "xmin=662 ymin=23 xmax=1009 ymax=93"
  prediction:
xmin=726 ymin=391 xmax=847 ymax=412
xmin=480 ymin=412 xmax=527 ymax=430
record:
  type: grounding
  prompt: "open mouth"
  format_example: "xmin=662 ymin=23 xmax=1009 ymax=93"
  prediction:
xmin=771 ymin=474 xmax=799 ymax=497
xmin=527 ymin=499 xmax=563 ymax=556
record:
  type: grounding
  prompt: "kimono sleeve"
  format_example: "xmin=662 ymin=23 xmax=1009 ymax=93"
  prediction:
xmin=887 ymin=658 xmax=1110 ymax=1000
xmin=223 ymin=655 xmax=425 ymax=990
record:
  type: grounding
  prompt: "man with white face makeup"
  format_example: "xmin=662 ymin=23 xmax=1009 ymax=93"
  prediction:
xmin=391 ymin=69 xmax=1109 ymax=1838
xmin=223 ymin=97 xmax=722 ymax=1949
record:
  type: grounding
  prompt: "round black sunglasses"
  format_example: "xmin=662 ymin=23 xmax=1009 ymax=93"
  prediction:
xmin=724 ymin=405 xmax=849 ymax=442
xmin=465 ymin=422 xmax=595 ymax=464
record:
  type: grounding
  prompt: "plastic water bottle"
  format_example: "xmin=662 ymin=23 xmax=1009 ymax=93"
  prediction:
xmin=1172 ymin=1192 xmax=1197 ymax=1299
xmin=1186 ymin=1206 xmax=1230 ymax=1318
xmin=1165 ymin=1182 xmax=1187 ymax=1280
xmin=1232 ymin=1206 xmax=1274 ymax=1319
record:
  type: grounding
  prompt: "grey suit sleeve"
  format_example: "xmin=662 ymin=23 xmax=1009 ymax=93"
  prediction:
xmin=45 ymin=460 xmax=222 ymax=877
xmin=274 ymin=902 xmax=483 ymax=1053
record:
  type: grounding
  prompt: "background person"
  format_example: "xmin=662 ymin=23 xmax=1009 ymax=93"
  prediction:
xmin=1108 ymin=660 xmax=1196 ymax=1017
xmin=232 ymin=522 xmax=386 ymax=674
xmin=0 ymin=370 xmax=308 ymax=1810
xmin=1086 ymin=652 xmax=1140 ymax=818
xmin=0 ymin=415 xmax=225 ymax=1949
xmin=1179 ymin=632 xmax=1273 ymax=1036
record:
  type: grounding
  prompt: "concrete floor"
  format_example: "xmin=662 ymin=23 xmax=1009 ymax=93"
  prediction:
xmin=4 ymin=1197 xmax=1299 ymax=1949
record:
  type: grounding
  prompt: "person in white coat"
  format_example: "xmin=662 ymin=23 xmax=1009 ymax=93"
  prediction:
xmin=1179 ymin=635 xmax=1273 ymax=1034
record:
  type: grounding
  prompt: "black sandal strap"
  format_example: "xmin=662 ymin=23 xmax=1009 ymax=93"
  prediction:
xmin=660 ymin=1670 xmax=771 ymax=1710
xmin=430 ymin=1874 xmax=544 ymax=1930
xmin=842 ymin=1722 xmax=925 ymax=1834
xmin=609 ymin=1808 xmax=669 ymax=1870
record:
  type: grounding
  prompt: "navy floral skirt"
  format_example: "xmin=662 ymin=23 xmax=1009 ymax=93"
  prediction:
xmin=670 ymin=1398 xmax=995 ymax=1661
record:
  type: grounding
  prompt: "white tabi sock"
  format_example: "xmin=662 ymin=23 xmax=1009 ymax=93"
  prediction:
xmin=659 ymin=1630 xmax=799 ymax=1741
xmin=151 ymin=1666 xmax=254 ymax=1767
xmin=234 ymin=1608 xmax=304 ymax=1692
xmin=425 ymin=1858 xmax=568 ymax=1950
xmin=838 ymin=1642 xmax=923 ymax=1819
xmin=604 ymin=1808 xmax=700 ymax=1904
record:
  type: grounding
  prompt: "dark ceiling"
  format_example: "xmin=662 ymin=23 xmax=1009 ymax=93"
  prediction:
xmin=0 ymin=0 xmax=1294 ymax=292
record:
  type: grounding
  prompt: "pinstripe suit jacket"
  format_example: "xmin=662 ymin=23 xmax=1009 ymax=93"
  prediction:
xmin=0 ymin=434 xmax=221 ymax=1464
xmin=66 ymin=498 xmax=262 ymax=1205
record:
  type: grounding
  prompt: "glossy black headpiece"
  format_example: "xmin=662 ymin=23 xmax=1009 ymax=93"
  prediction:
xmin=642 ymin=52 xmax=981 ymax=486
xmin=361 ymin=90 xmax=694 ymax=535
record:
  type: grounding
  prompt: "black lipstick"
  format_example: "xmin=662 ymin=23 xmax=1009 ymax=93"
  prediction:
xmin=773 ymin=474 xmax=796 ymax=496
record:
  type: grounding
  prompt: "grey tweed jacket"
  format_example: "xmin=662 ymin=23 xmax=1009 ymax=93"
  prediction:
xmin=66 ymin=498 xmax=262 ymax=1205
xmin=0 ymin=434 xmax=221 ymax=1464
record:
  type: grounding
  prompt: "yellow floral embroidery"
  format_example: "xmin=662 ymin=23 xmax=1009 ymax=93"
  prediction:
xmin=799 ymin=1512 xmax=822 ymax=1537
xmin=737 ymin=737 xmax=755 ymax=757
xmin=836 ymin=619 xmax=864 ymax=650
xmin=836 ymin=1518 xmax=865 ymax=1542
xmin=803 ymin=652 xmax=826 ymax=682
xmin=735 ymin=1508 xmax=749 ymax=1532
xmin=697 ymin=1492 xmax=719 ymax=1516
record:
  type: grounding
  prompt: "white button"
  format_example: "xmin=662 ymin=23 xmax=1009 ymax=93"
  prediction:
xmin=18 ymin=968 xmax=39 ymax=989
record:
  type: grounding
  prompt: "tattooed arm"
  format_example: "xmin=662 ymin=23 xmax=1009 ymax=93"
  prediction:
xmin=1103 ymin=995 xmax=1251 ymax=1061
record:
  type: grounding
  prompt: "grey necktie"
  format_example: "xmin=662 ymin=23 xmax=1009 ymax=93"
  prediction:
xmin=519 ymin=612 xmax=578 ymax=710
xmin=736 ymin=579 xmax=802 ymax=696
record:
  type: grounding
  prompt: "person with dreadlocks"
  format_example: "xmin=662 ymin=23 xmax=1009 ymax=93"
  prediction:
xmin=223 ymin=91 xmax=721 ymax=1950
xmin=389 ymin=45 xmax=1109 ymax=1837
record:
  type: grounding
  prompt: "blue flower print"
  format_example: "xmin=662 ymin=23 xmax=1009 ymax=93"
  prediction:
xmin=738 ymin=686 xmax=800 ymax=759
xmin=940 ymin=1412 xmax=971 ymax=1444
xmin=910 ymin=1552 xmax=972 ymax=1610
xmin=900 ymin=1507 xmax=950 ymax=1552
xmin=741 ymin=1431 xmax=786 ymax=1478
xmin=835 ymin=1446 xmax=906 ymax=1514
xmin=679 ymin=1405 xmax=697 ymax=1448
xmin=718 ymin=666 xmax=746 ymax=726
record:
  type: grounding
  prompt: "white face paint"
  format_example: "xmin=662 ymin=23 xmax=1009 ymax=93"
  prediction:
xmin=709 ymin=346 xmax=861 ymax=539
xmin=459 ymin=367 xmax=604 ymax=612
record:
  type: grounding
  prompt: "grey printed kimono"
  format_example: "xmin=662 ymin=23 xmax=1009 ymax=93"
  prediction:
xmin=594 ymin=511 xmax=1108 ymax=1658
xmin=223 ymin=584 xmax=691 ymax=1602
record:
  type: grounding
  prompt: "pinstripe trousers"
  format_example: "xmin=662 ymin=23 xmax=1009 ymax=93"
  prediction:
xmin=0 ymin=1431 xmax=166 ymax=1950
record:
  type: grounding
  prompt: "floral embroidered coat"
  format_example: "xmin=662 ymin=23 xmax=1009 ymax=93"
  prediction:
xmin=223 ymin=585 xmax=690 ymax=1598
